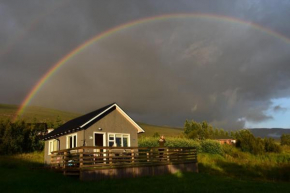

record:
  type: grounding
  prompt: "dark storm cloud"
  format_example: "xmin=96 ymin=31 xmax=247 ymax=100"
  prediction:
xmin=1 ymin=0 xmax=290 ymax=129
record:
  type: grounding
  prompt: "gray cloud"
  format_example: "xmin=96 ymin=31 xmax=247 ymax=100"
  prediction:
xmin=1 ymin=0 xmax=290 ymax=130
xmin=273 ymin=105 xmax=287 ymax=113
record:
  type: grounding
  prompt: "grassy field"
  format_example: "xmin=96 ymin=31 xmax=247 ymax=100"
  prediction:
xmin=0 ymin=151 xmax=289 ymax=193
xmin=138 ymin=123 xmax=183 ymax=137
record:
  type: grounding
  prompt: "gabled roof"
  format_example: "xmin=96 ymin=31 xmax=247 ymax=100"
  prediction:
xmin=44 ymin=103 xmax=144 ymax=140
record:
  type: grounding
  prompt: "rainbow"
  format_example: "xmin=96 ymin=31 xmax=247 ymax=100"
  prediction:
xmin=14 ymin=13 xmax=290 ymax=120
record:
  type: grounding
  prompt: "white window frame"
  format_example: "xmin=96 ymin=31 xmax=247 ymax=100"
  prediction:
xmin=66 ymin=133 xmax=77 ymax=149
xmin=48 ymin=139 xmax=58 ymax=155
xmin=107 ymin=133 xmax=130 ymax=147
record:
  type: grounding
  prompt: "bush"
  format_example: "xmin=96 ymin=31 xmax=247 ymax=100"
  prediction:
xmin=222 ymin=144 xmax=250 ymax=159
xmin=0 ymin=119 xmax=44 ymax=155
xmin=138 ymin=137 xmax=159 ymax=147
xmin=264 ymin=138 xmax=281 ymax=153
xmin=138 ymin=137 xmax=201 ymax=152
xmin=235 ymin=130 xmax=265 ymax=155
xmin=165 ymin=137 xmax=201 ymax=153
xmin=152 ymin=132 xmax=160 ymax=138
xmin=281 ymin=134 xmax=290 ymax=146
xmin=201 ymin=139 xmax=223 ymax=155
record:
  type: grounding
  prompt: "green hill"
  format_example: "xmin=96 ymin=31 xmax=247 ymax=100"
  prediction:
xmin=0 ymin=104 xmax=79 ymax=122
xmin=138 ymin=123 xmax=183 ymax=137
xmin=0 ymin=104 xmax=183 ymax=136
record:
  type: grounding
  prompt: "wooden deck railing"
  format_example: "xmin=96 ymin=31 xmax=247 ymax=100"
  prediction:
xmin=50 ymin=146 xmax=197 ymax=170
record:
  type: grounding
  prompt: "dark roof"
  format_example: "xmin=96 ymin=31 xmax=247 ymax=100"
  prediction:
xmin=44 ymin=103 xmax=116 ymax=140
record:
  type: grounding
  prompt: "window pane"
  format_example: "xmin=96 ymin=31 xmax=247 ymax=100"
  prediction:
xmin=49 ymin=141 xmax=53 ymax=153
xmin=109 ymin=134 xmax=114 ymax=140
xmin=123 ymin=137 xmax=128 ymax=147
xmin=53 ymin=140 xmax=58 ymax=151
xmin=116 ymin=137 xmax=121 ymax=147
xmin=73 ymin=136 xmax=76 ymax=147
xmin=69 ymin=136 xmax=72 ymax=148
xmin=109 ymin=141 xmax=114 ymax=147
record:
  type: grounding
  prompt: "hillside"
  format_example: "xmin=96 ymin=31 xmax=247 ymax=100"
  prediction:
xmin=0 ymin=104 xmax=79 ymax=122
xmin=138 ymin=123 xmax=183 ymax=137
xmin=0 ymin=104 xmax=182 ymax=136
xmin=1 ymin=104 xmax=289 ymax=138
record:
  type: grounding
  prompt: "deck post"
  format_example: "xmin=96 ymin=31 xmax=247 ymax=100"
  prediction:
xmin=150 ymin=148 xmax=153 ymax=162
xmin=131 ymin=149 xmax=135 ymax=163
xmin=146 ymin=150 xmax=149 ymax=162
xmin=109 ymin=149 xmax=112 ymax=164
xmin=63 ymin=151 xmax=67 ymax=175
xmin=167 ymin=148 xmax=170 ymax=162
xmin=79 ymin=148 xmax=84 ymax=168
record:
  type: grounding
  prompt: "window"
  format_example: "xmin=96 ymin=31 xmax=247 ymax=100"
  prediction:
xmin=67 ymin=134 xmax=77 ymax=149
xmin=116 ymin=134 xmax=122 ymax=147
xmin=123 ymin=135 xmax=129 ymax=147
xmin=48 ymin=140 xmax=58 ymax=155
xmin=108 ymin=134 xmax=115 ymax=147
xmin=107 ymin=133 xmax=130 ymax=147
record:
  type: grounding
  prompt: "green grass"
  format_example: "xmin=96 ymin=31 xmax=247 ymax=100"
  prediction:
xmin=138 ymin=123 xmax=183 ymax=137
xmin=0 ymin=104 xmax=80 ymax=122
xmin=1 ymin=152 xmax=289 ymax=192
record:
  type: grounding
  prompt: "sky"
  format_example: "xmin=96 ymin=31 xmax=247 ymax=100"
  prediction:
xmin=1 ymin=0 xmax=290 ymax=130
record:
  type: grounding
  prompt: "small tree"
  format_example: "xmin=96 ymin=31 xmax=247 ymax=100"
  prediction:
xmin=235 ymin=129 xmax=264 ymax=155
xmin=152 ymin=132 xmax=160 ymax=138
xmin=264 ymin=138 xmax=281 ymax=153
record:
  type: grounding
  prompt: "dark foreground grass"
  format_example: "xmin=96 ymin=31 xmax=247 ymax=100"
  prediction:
xmin=1 ymin=153 xmax=290 ymax=193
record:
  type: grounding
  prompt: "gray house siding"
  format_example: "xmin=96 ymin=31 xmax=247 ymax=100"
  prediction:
xmin=84 ymin=109 xmax=138 ymax=147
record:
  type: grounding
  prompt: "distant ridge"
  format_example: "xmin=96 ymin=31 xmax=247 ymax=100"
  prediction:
xmin=249 ymin=128 xmax=290 ymax=139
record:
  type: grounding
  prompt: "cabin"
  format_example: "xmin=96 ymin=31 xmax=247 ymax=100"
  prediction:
xmin=43 ymin=103 xmax=145 ymax=164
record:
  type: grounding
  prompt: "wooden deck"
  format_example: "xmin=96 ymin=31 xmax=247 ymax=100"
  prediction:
xmin=50 ymin=146 xmax=198 ymax=180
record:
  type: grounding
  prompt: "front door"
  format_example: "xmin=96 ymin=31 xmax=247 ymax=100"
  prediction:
xmin=94 ymin=133 xmax=104 ymax=147
xmin=94 ymin=133 xmax=105 ymax=163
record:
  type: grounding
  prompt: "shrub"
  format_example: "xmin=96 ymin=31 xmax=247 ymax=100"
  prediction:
xmin=281 ymin=134 xmax=290 ymax=146
xmin=201 ymin=139 xmax=223 ymax=155
xmin=0 ymin=119 xmax=44 ymax=155
xmin=138 ymin=137 xmax=159 ymax=147
xmin=138 ymin=137 xmax=201 ymax=152
xmin=152 ymin=132 xmax=160 ymax=138
xmin=222 ymin=144 xmax=250 ymax=159
xmin=264 ymin=138 xmax=281 ymax=153
xmin=235 ymin=130 xmax=265 ymax=155
xmin=165 ymin=137 xmax=201 ymax=152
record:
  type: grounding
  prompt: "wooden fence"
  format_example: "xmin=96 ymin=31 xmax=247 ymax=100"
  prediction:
xmin=50 ymin=146 xmax=197 ymax=171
